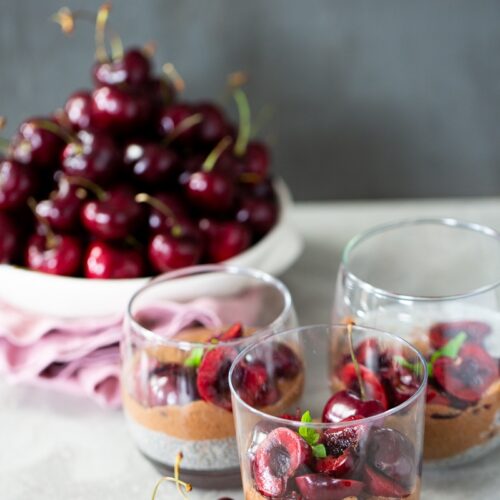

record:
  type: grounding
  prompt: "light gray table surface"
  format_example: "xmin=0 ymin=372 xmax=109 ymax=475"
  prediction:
xmin=2 ymin=198 xmax=500 ymax=500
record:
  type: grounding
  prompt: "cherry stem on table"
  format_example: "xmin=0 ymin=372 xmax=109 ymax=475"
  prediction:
xmin=150 ymin=452 xmax=192 ymax=500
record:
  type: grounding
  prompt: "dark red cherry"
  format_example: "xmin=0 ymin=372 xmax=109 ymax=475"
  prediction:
xmin=64 ymin=90 xmax=92 ymax=130
xmin=380 ymin=361 xmax=421 ymax=406
xmin=84 ymin=241 xmax=145 ymax=279
xmin=200 ymin=219 xmax=251 ymax=262
xmin=157 ymin=103 xmax=197 ymax=143
xmin=195 ymin=102 xmax=227 ymax=144
xmin=340 ymin=363 xmax=389 ymax=410
xmin=196 ymin=346 xmax=238 ymax=411
xmin=35 ymin=178 xmax=85 ymax=232
xmin=146 ymin=193 xmax=188 ymax=234
xmin=248 ymin=343 xmax=302 ymax=380
xmin=241 ymin=176 xmax=277 ymax=201
xmin=61 ymin=131 xmax=120 ymax=185
xmin=429 ymin=321 xmax=491 ymax=350
xmin=91 ymin=86 xmax=151 ymax=135
xmin=186 ymin=171 xmax=236 ymax=213
xmin=365 ymin=427 xmax=416 ymax=496
xmin=252 ymin=427 xmax=311 ymax=498
xmin=11 ymin=117 xmax=65 ymax=168
xmin=235 ymin=361 xmax=280 ymax=407
xmin=93 ymin=48 xmax=151 ymax=87
xmin=295 ymin=474 xmax=363 ymax=500
xmin=322 ymin=390 xmax=384 ymax=423
xmin=355 ymin=338 xmax=382 ymax=372
xmin=0 ymin=211 xmax=20 ymax=263
xmin=426 ymin=385 xmax=452 ymax=406
xmin=148 ymin=232 xmax=202 ymax=273
xmin=124 ymin=142 xmax=179 ymax=185
xmin=433 ymin=343 xmax=498 ymax=402
xmin=242 ymin=141 xmax=270 ymax=179
xmin=321 ymin=415 xmax=369 ymax=460
xmin=147 ymin=78 xmax=174 ymax=108
xmin=81 ymin=186 xmax=143 ymax=240
xmin=0 ymin=159 xmax=36 ymax=209
xmin=236 ymin=196 xmax=278 ymax=236
xmin=25 ymin=234 xmax=82 ymax=276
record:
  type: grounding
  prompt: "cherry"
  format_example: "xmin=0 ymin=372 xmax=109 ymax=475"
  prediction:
xmin=340 ymin=363 xmax=389 ymax=410
xmin=236 ymin=196 xmax=278 ymax=236
xmin=61 ymin=130 xmax=120 ymax=185
xmin=35 ymin=178 xmax=86 ymax=232
xmin=199 ymin=219 xmax=251 ymax=262
xmin=84 ymin=241 xmax=145 ymax=279
xmin=321 ymin=415 xmax=368 ymax=461
xmin=148 ymin=232 xmax=202 ymax=273
xmin=186 ymin=171 xmax=236 ymax=213
xmin=11 ymin=117 xmax=65 ymax=168
xmin=380 ymin=361 xmax=420 ymax=407
xmin=295 ymin=475 xmax=363 ymax=500
xmin=241 ymin=141 xmax=270 ymax=179
xmin=426 ymin=384 xmax=452 ymax=406
xmin=252 ymin=427 xmax=311 ymax=497
xmin=124 ymin=142 xmax=179 ymax=185
xmin=81 ymin=185 xmax=143 ymax=240
xmin=247 ymin=343 xmax=302 ymax=380
xmin=91 ymin=85 xmax=151 ymax=135
xmin=145 ymin=193 xmax=187 ymax=233
xmin=235 ymin=361 xmax=280 ymax=407
xmin=93 ymin=48 xmax=152 ymax=87
xmin=196 ymin=346 xmax=238 ymax=411
xmin=147 ymin=78 xmax=174 ymax=108
xmin=0 ymin=159 xmax=36 ymax=209
xmin=354 ymin=338 xmax=382 ymax=372
xmin=25 ymin=233 xmax=82 ymax=276
xmin=429 ymin=321 xmax=491 ymax=350
xmin=365 ymin=427 xmax=416 ymax=497
xmin=433 ymin=343 xmax=498 ymax=402
xmin=322 ymin=390 xmax=384 ymax=423
xmin=241 ymin=176 xmax=276 ymax=200
xmin=64 ymin=90 xmax=93 ymax=130
xmin=0 ymin=211 xmax=20 ymax=263
xmin=217 ymin=323 xmax=244 ymax=341
xmin=195 ymin=102 xmax=227 ymax=144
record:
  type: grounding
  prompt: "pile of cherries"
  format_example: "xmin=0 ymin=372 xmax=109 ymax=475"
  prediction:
xmin=134 ymin=324 xmax=301 ymax=412
xmin=0 ymin=34 xmax=278 ymax=278
xmin=425 ymin=321 xmax=499 ymax=408
xmin=248 ymin=338 xmax=421 ymax=500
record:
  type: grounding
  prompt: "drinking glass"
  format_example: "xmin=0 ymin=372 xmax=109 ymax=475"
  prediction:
xmin=230 ymin=324 xmax=427 ymax=500
xmin=333 ymin=218 xmax=500 ymax=466
xmin=122 ymin=264 xmax=297 ymax=488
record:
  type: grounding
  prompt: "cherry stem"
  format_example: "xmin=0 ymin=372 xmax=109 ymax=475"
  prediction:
xmin=135 ymin=193 xmax=183 ymax=237
xmin=346 ymin=319 xmax=366 ymax=401
xmin=95 ymin=3 xmax=112 ymax=62
xmin=203 ymin=136 xmax=233 ymax=172
xmin=109 ymin=30 xmax=124 ymax=60
xmin=52 ymin=7 xmax=95 ymax=35
xmin=30 ymin=119 xmax=77 ymax=145
xmin=65 ymin=176 xmax=107 ymax=201
xmin=150 ymin=452 xmax=192 ymax=500
xmin=233 ymin=88 xmax=251 ymax=156
xmin=27 ymin=197 xmax=58 ymax=250
xmin=163 ymin=113 xmax=203 ymax=145
xmin=162 ymin=63 xmax=185 ymax=93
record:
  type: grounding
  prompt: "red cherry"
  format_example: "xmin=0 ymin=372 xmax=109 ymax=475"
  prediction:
xmin=61 ymin=131 xmax=120 ymax=185
xmin=433 ymin=343 xmax=498 ymax=402
xmin=242 ymin=141 xmax=270 ymax=179
xmin=64 ymin=90 xmax=92 ymax=130
xmin=236 ymin=196 xmax=278 ymax=236
xmin=145 ymin=193 xmax=188 ymax=234
xmin=295 ymin=475 xmax=363 ymax=500
xmin=25 ymin=234 xmax=82 ymax=276
xmin=340 ymin=363 xmax=389 ymax=410
xmin=426 ymin=385 xmax=452 ymax=406
xmin=157 ymin=103 xmax=197 ymax=143
xmin=148 ymin=232 xmax=202 ymax=273
xmin=11 ymin=117 xmax=65 ymax=168
xmin=235 ymin=361 xmax=280 ymax=407
xmin=186 ymin=171 xmax=236 ymax=213
xmin=380 ymin=362 xmax=420 ymax=407
xmin=81 ymin=186 xmax=143 ymax=240
xmin=429 ymin=321 xmax=491 ymax=350
xmin=217 ymin=323 xmax=244 ymax=341
xmin=0 ymin=212 xmax=20 ymax=263
xmin=195 ymin=102 xmax=227 ymax=144
xmin=322 ymin=390 xmax=385 ymax=423
xmin=241 ymin=176 xmax=277 ymax=200
xmin=84 ymin=241 xmax=145 ymax=279
xmin=200 ymin=219 xmax=251 ymax=262
xmin=0 ymin=159 xmax=36 ymax=210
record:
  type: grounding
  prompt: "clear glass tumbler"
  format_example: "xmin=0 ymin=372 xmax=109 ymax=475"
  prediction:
xmin=122 ymin=264 xmax=297 ymax=488
xmin=230 ymin=324 xmax=427 ymax=500
xmin=333 ymin=218 xmax=500 ymax=466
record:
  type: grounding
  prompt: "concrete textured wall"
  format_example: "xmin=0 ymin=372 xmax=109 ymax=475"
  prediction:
xmin=1 ymin=0 xmax=500 ymax=200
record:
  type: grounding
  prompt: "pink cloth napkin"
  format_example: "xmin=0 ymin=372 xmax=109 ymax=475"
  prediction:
xmin=0 ymin=288 xmax=264 ymax=408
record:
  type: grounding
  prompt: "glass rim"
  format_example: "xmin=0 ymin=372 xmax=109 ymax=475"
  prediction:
xmin=229 ymin=323 xmax=428 ymax=430
xmin=125 ymin=264 xmax=294 ymax=349
xmin=342 ymin=217 xmax=500 ymax=302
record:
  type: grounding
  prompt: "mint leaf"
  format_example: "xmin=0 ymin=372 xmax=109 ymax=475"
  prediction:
xmin=299 ymin=411 xmax=321 ymax=448
xmin=300 ymin=410 xmax=312 ymax=423
xmin=394 ymin=355 xmax=415 ymax=371
xmin=440 ymin=331 xmax=467 ymax=358
xmin=184 ymin=347 xmax=204 ymax=368
xmin=312 ymin=444 xmax=327 ymax=458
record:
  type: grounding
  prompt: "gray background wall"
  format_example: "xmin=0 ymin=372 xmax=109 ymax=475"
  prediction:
xmin=1 ymin=0 xmax=500 ymax=201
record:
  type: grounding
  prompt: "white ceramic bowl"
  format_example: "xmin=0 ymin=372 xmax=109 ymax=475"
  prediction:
xmin=0 ymin=179 xmax=302 ymax=318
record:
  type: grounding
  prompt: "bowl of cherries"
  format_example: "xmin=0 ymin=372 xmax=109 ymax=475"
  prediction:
xmin=0 ymin=5 xmax=302 ymax=317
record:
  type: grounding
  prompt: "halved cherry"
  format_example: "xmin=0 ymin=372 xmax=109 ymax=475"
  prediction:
xmin=426 ymin=384 xmax=452 ymax=406
xmin=295 ymin=474 xmax=363 ymax=500
xmin=196 ymin=346 xmax=237 ymax=411
xmin=355 ymin=338 xmax=381 ymax=371
xmin=314 ymin=453 xmax=354 ymax=478
xmin=429 ymin=321 xmax=491 ymax=350
xmin=248 ymin=342 xmax=302 ymax=379
xmin=237 ymin=361 xmax=280 ymax=407
xmin=433 ymin=343 xmax=498 ymax=402
xmin=364 ymin=465 xmax=411 ymax=497
xmin=322 ymin=390 xmax=385 ymax=423
xmin=380 ymin=362 xmax=420 ymax=406
xmin=340 ymin=363 xmax=389 ymax=410
xmin=253 ymin=427 xmax=311 ymax=498
xmin=217 ymin=322 xmax=243 ymax=341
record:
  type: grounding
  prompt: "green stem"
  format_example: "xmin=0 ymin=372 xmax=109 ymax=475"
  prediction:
xmin=27 ymin=197 xmax=58 ymax=250
xmin=95 ymin=3 xmax=111 ymax=62
xmin=233 ymin=88 xmax=251 ymax=156
xmin=65 ymin=176 xmax=107 ymax=201
xmin=202 ymin=136 xmax=233 ymax=172
xmin=30 ymin=119 xmax=77 ymax=144
xmin=135 ymin=193 xmax=183 ymax=237
xmin=346 ymin=320 xmax=366 ymax=401
xmin=164 ymin=113 xmax=203 ymax=145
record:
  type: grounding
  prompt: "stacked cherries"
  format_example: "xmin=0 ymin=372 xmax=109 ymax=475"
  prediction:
xmin=0 ymin=43 xmax=278 ymax=278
